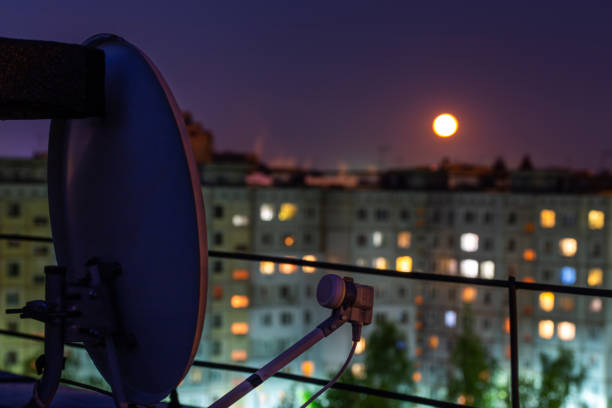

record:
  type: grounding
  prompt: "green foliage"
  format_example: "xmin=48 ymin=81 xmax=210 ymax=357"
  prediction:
xmin=323 ymin=319 xmax=413 ymax=408
xmin=519 ymin=346 xmax=585 ymax=408
xmin=446 ymin=306 xmax=498 ymax=407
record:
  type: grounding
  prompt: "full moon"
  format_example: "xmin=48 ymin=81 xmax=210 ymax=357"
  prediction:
xmin=433 ymin=113 xmax=458 ymax=137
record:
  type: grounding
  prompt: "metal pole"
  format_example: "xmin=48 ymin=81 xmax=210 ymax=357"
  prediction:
xmin=508 ymin=276 xmax=519 ymax=408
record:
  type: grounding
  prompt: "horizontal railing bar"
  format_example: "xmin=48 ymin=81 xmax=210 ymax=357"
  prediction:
xmin=2 ymin=234 xmax=611 ymax=298
xmin=0 ymin=370 xmax=113 ymax=397
xmin=0 ymin=329 xmax=468 ymax=407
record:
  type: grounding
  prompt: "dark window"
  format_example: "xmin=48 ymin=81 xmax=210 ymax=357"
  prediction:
xmin=482 ymin=318 xmax=490 ymax=329
xmin=305 ymin=285 xmax=313 ymax=298
xmin=33 ymin=216 xmax=48 ymax=226
xmin=447 ymin=211 xmax=454 ymax=225
xmin=7 ymin=241 xmax=20 ymax=248
xmin=431 ymin=210 xmax=441 ymax=224
xmin=447 ymin=236 xmax=455 ymax=248
xmin=213 ymin=261 xmax=223 ymax=274
xmin=33 ymin=246 xmax=49 ymax=256
xmin=7 ymin=321 xmax=18 ymax=332
xmin=212 ymin=314 xmax=222 ymax=328
xmin=8 ymin=203 xmax=20 ymax=218
xmin=304 ymin=310 xmax=311 ymax=324
xmin=280 ymin=312 xmax=293 ymax=325
xmin=33 ymin=275 xmax=45 ymax=285
xmin=592 ymin=243 xmax=602 ymax=257
xmin=303 ymin=232 xmax=313 ymax=245
xmin=262 ymin=314 xmax=272 ymax=326
xmin=483 ymin=292 xmax=492 ymax=305
xmin=375 ymin=313 xmax=387 ymax=323
xmin=507 ymin=212 xmax=517 ymax=225
xmin=448 ymin=288 xmax=456 ymax=301
xmin=213 ymin=232 xmax=223 ymax=246
xmin=464 ymin=211 xmax=475 ymax=224
xmin=543 ymin=269 xmax=552 ymax=282
xmin=6 ymin=292 xmax=19 ymax=306
xmin=375 ymin=209 xmax=389 ymax=221
xmin=356 ymin=234 xmax=367 ymax=247
xmin=261 ymin=233 xmax=272 ymax=245
xmin=7 ymin=263 xmax=20 ymax=278
xmin=279 ymin=285 xmax=290 ymax=300
xmin=305 ymin=208 xmax=315 ymax=218
xmin=357 ymin=209 xmax=367 ymax=220
xmin=211 ymin=341 xmax=221 ymax=356
xmin=400 ymin=209 xmax=410 ymax=221
xmin=544 ymin=241 xmax=553 ymax=254
xmin=213 ymin=205 xmax=224 ymax=218
xmin=4 ymin=351 xmax=17 ymax=365
xmin=507 ymin=239 xmax=516 ymax=252
xmin=483 ymin=212 xmax=494 ymax=224
xmin=400 ymin=312 xmax=410 ymax=324
xmin=561 ymin=213 xmax=576 ymax=227
xmin=398 ymin=287 xmax=406 ymax=298
xmin=483 ymin=238 xmax=494 ymax=251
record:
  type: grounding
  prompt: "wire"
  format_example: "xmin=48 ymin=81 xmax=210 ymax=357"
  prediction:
xmin=299 ymin=341 xmax=357 ymax=408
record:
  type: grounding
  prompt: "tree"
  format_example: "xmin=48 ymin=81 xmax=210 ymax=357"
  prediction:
xmin=518 ymin=346 xmax=585 ymax=408
xmin=447 ymin=306 xmax=498 ymax=407
xmin=324 ymin=319 xmax=414 ymax=407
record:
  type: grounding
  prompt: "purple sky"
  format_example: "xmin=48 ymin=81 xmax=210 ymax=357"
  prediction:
xmin=2 ymin=1 xmax=612 ymax=170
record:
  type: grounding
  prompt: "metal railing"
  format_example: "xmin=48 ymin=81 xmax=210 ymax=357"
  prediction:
xmin=3 ymin=233 xmax=612 ymax=408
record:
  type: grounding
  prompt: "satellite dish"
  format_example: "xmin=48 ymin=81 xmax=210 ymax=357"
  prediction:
xmin=46 ymin=34 xmax=207 ymax=404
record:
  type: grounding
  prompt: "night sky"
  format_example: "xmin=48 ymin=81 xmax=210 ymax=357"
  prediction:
xmin=2 ymin=1 xmax=612 ymax=170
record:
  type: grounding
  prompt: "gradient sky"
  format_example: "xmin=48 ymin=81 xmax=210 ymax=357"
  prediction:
xmin=2 ymin=1 xmax=612 ymax=170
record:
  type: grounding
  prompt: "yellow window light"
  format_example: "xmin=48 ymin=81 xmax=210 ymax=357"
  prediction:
xmin=278 ymin=203 xmax=298 ymax=221
xmin=355 ymin=338 xmax=366 ymax=355
xmin=279 ymin=263 xmax=297 ymax=274
xmin=538 ymin=320 xmax=554 ymax=339
xmin=588 ymin=210 xmax=605 ymax=230
xmin=231 ymin=322 xmax=249 ymax=335
xmin=259 ymin=261 xmax=275 ymax=275
xmin=588 ymin=268 xmax=603 ymax=286
xmin=374 ymin=257 xmax=387 ymax=270
xmin=283 ymin=235 xmax=295 ymax=247
xmin=540 ymin=209 xmax=556 ymax=228
xmin=412 ymin=371 xmax=422 ymax=383
xmin=351 ymin=363 xmax=366 ymax=379
xmin=557 ymin=321 xmax=576 ymax=341
xmin=302 ymin=255 xmax=317 ymax=273
xmin=428 ymin=335 xmax=439 ymax=349
xmin=539 ymin=292 xmax=555 ymax=312
xmin=396 ymin=256 xmax=413 ymax=273
xmin=230 ymin=295 xmax=249 ymax=309
xmin=559 ymin=238 xmax=577 ymax=257
xmin=523 ymin=249 xmax=536 ymax=261
xmin=462 ymin=287 xmax=477 ymax=303
xmin=397 ymin=231 xmax=411 ymax=248
xmin=233 ymin=269 xmax=250 ymax=280
xmin=231 ymin=349 xmax=248 ymax=361
xmin=300 ymin=361 xmax=315 ymax=377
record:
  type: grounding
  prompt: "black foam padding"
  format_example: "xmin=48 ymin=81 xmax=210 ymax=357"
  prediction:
xmin=0 ymin=37 xmax=105 ymax=119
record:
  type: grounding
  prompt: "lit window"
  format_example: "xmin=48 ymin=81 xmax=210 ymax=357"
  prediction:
xmin=279 ymin=263 xmax=297 ymax=274
xmin=372 ymin=231 xmax=383 ymax=247
xmin=480 ymin=261 xmax=495 ymax=279
xmin=588 ymin=210 xmax=605 ymax=230
xmin=588 ymin=268 xmax=603 ymax=286
xmin=538 ymin=320 xmax=554 ymax=339
xmin=524 ymin=222 xmax=535 ymax=233
xmin=355 ymin=258 xmax=367 ymax=267
xmin=260 ymin=261 xmax=275 ymax=275
xmin=302 ymin=255 xmax=316 ymax=273
xmin=559 ymin=238 xmax=577 ymax=257
xmin=460 ymin=259 xmax=479 ymax=278
xmin=283 ymin=235 xmax=295 ymax=247
xmin=539 ymin=292 xmax=555 ymax=312
xmin=523 ymin=249 xmax=536 ymax=261
xmin=445 ymin=311 xmax=457 ymax=328
xmin=230 ymin=295 xmax=249 ymax=309
xmin=503 ymin=317 xmax=510 ymax=333
xmin=232 ymin=269 xmax=250 ymax=280
xmin=540 ymin=209 xmax=556 ymax=228
xmin=428 ymin=335 xmax=439 ymax=349
xmin=441 ymin=258 xmax=457 ymax=275
xmin=460 ymin=233 xmax=479 ymax=252
xmin=301 ymin=361 xmax=315 ymax=377
xmin=278 ymin=203 xmax=297 ymax=221
xmin=231 ymin=349 xmax=248 ymax=361
xmin=231 ymin=322 xmax=249 ymax=335
xmin=374 ymin=257 xmax=387 ymax=270
xmin=560 ymin=266 xmax=576 ymax=285
xmin=213 ymin=286 xmax=223 ymax=300
xmin=412 ymin=371 xmax=422 ymax=383
xmin=462 ymin=287 xmax=477 ymax=303
xmin=355 ymin=338 xmax=366 ymax=355
xmin=557 ymin=322 xmax=576 ymax=341
xmin=590 ymin=298 xmax=603 ymax=313
xmin=397 ymin=232 xmax=411 ymax=248
xmin=351 ymin=363 xmax=366 ymax=379
xmin=260 ymin=204 xmax=274 ymax=221
xmin=396 ymin=256 xmax=413 ymax=273
xmin=414 ymin=295 xmax=424 ymax=305
xmin=189 ymin=368 xmax=203 ymax=384
xmin=232 ymin=214 xmax=249 ymax=227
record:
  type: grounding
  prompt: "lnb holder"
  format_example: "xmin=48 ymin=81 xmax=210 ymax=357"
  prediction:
xmin=209 ymin=273 xmax=374 ymax=408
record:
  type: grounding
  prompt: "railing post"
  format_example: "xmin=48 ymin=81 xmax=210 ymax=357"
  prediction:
xmin=508 ymin=276 xmax=519 ymax=408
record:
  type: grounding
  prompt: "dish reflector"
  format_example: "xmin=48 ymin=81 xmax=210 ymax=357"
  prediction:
xmin=47 ymin=34 xmax=207 ymax=404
